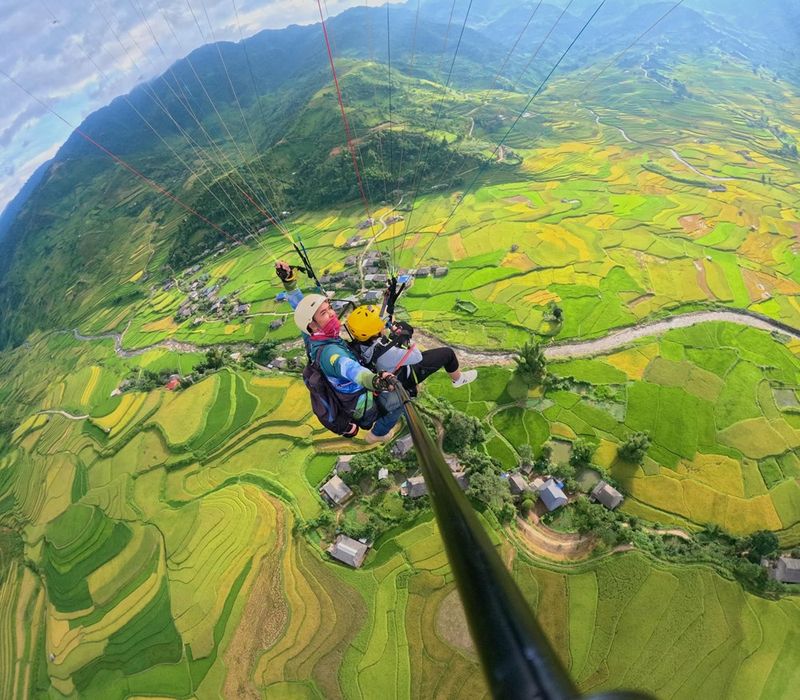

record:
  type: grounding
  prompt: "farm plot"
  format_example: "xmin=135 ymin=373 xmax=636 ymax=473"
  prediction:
xmin=512 ymin=552 xmax=800 ymax=699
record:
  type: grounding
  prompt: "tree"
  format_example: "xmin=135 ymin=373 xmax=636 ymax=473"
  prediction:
xmin=251 ymin=340 xmax=279 ymax=365
xmin=572 ymin=495 xmax=624 ymax=545
xmin=532 ymin=444 xmax=552 ymax=474
xmin=0 ymin=419 xmax=15 ymax=442
xmin=519 ymin=493 xmax=537 ymax=515
xmin=442 ymin=411 xmax=485 ymax=454
xmin=514 ymin=339 xmax=547 ymax=387
xmin=517 ymin=444 xmax=534 ymax=471
xmin=460 ymin=448 xmax=500 ymax=475
xmin=466 ymin=470 xmax=514 ymax=519
xmin=569 ymin=438 xmax=595 ymax=468
xmin=742 ymin=530 xmax=779 ymax=563
xmin=545 ymin=302 xmax=563 ymax=324
xmin=618 ymin=431 xmax=651 ymax=464
xmin=345 ymin=449 xmax=403 ymax=484
xmin=194 ymin=347 xmax=226 ymax=374
xmin=551 ymin=461 xmax=575 ymax=481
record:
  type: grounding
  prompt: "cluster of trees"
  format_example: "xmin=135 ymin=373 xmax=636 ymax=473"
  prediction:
xmin=121 ymin=367 xmax=181 ymax=393
xmin=462 ymin=449 xmax=516 ymax=523
xmin=0 ymin=419 xmax=15 ymax=452
xmin=249 ymin=340 xmax=279 ymax=366
xmin=339 ymin=450 xmax=406 ymax=488
xmin=442 ymin=409 xmax=486 ymax=454
xmin=514 ymin=339 xmax=547 ymax=387
xmin=168 ymin=169 xmax=287 ymax=268
xmin=290 ymin=131 xmax=484 ymax=210
xmin=193 ymin=348 xmax=227 ymax=375
xmin=618 ymin=431 xmax=651 ymax=463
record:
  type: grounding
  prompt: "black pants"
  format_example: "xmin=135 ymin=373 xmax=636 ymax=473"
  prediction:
xmin=400 ymin=347 xmax=459 ymax=396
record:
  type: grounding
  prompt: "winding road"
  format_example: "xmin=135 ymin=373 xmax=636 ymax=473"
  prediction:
xmin=669 ymin=148 xmax=735 ymax=183
xmin=36 ymin=409 xmax=89 ymax=420
xmin=71 ymin=308 xmax=800 ymax=367
xmin=418 ymin=309 xmax=800 ymax=367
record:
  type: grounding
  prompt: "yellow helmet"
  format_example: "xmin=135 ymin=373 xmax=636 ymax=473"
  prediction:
xmin=346 ymin=305 xmax=385 ymax=341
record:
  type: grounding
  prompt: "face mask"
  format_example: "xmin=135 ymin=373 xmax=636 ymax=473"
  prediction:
xmin=318 ymin=315 xmax=341 ymax=337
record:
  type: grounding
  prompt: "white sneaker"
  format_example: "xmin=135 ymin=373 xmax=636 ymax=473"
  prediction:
xmin=452 ymin=369 xmax=477 ymax=388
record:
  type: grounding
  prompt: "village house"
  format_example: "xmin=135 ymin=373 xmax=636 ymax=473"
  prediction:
xmin=327 ymin=535 xmax=369 ymax=568
xmin=320 ymin=475 xmax=353 ymax=507
xmin=234 ymin=303 xmax=250 ymax=316
xmin=452 ymin=471 xmax=469 ymax=491
xmin=508 ymin=474 xmax=529 ymax=496
xmin=416 ymin=267 xmax=431 ymax=277
xmin=271 ymin=357 xmax=288 ymax=370
xmin=590 ymin=481 xmax=624 ymax=510
xmin=538 ymin=478 xmax=568 ymax=512
xmin=444 ymin=454 xmax=460 ymax=472
xmin=356 ymin=218 xmax=375 ymax=230
xmin=335 ymin=455 xmax=355 ymax=475
xmin=377 ymin=467 xmax=390 ymax=481
xmin=772 ymin=556 xmax=800 ymax=584
xmin=433 ymin=266 xmax=449 ymax=278
xmin=270 ymin=318 xmax=285 ymax=330
xmin=401 ymin=475 xmax=427 ymax=498
xmin=391 ymin=434 xmax=414 ymax=458
xmin=363 ymin=290 xmax=383 ymax=304
xmin=164 ymin=375 xmax=181 ymax=391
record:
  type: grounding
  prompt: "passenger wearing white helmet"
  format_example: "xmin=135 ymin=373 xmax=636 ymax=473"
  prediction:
xmin=276 ymin=260 xmax=402 ymax=443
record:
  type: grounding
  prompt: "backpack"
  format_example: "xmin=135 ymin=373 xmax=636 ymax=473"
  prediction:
xmin=302 ymin=345 xmax=367 ymax=435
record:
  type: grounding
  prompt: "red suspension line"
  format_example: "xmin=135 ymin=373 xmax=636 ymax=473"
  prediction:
xmin=315 ymin=0 xmax=373 ymax=223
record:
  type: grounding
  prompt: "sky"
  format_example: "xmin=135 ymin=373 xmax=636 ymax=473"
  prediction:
xmin=0 ymin=0 xmax=403 ymax=215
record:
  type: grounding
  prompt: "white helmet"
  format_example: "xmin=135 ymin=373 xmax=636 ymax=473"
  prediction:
xmin=294 ymin=294 xmax=328 ymax=333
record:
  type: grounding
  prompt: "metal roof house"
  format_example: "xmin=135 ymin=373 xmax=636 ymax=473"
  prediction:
xmin=362 ymin=290 xmax=383 ymax=303
xmin=774 ymin=556 xmax=800 ymax=584
xmin=444 ymin=454 xmax=460 ymax=472
xmin=590 ymin=480 xmax=624 ymax=510
xmin=452 ymin=471 xmax=469 ymax=491
xmin=401 ymin=475 xmax=427 ymax=498
xmin=391 ymin=434 xmax=414 ymax=458
xmin=335 ymin=455 xmax=355 ymax=475
xmin=328 ymin=535 xmax=369 ymax=568
xmin=538 ymin=478 xmax=568 ymax=512
xmin=320 ymin=475 xmax=353 ymax=507
xmin=508 ymin=474 xmax=529 ymax=496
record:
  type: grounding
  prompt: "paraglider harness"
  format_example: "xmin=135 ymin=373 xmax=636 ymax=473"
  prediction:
xmin=285 ymin=250 xmax=406 ymax=436
xmin=342 ymin=276 xmax=416 ymax=388
xmin=302 ymin=341 xmax=369 ymax=436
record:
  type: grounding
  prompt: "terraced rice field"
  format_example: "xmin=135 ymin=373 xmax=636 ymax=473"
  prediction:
xmin=516 ymin=552 xmax=800 ymax=698
xmin=1 ymin=37 xmax=800 ymax=700
xmin=426 ymin=322 xmax=800 ymax=542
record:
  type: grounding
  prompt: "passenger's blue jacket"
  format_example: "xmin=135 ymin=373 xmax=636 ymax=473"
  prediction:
xmin=284 ymin=284 xmax=376 ymax=419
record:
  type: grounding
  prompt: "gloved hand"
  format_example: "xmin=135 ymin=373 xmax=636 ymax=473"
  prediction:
xmin=371 ymin=371 xmax=397 ymax=392
xmin=275 ymin=261 xmax=296 ymax=283
xmin=390 ymin=320 xmax=414 ymax=345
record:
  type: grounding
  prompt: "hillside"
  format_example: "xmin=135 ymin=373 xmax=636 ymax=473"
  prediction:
xmin=1 ymin=1 xmax=800 ymax=698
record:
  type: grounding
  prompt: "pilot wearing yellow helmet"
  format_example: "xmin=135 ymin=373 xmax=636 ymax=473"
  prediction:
xmin=345 ymin=304 xmax=476 ymax=397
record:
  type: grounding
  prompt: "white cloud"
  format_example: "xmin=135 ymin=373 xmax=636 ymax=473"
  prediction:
xmin=0 ymin=0 xmax=405 ymax=214
xmin=0 ymin=141 xmax=60 ymax=207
